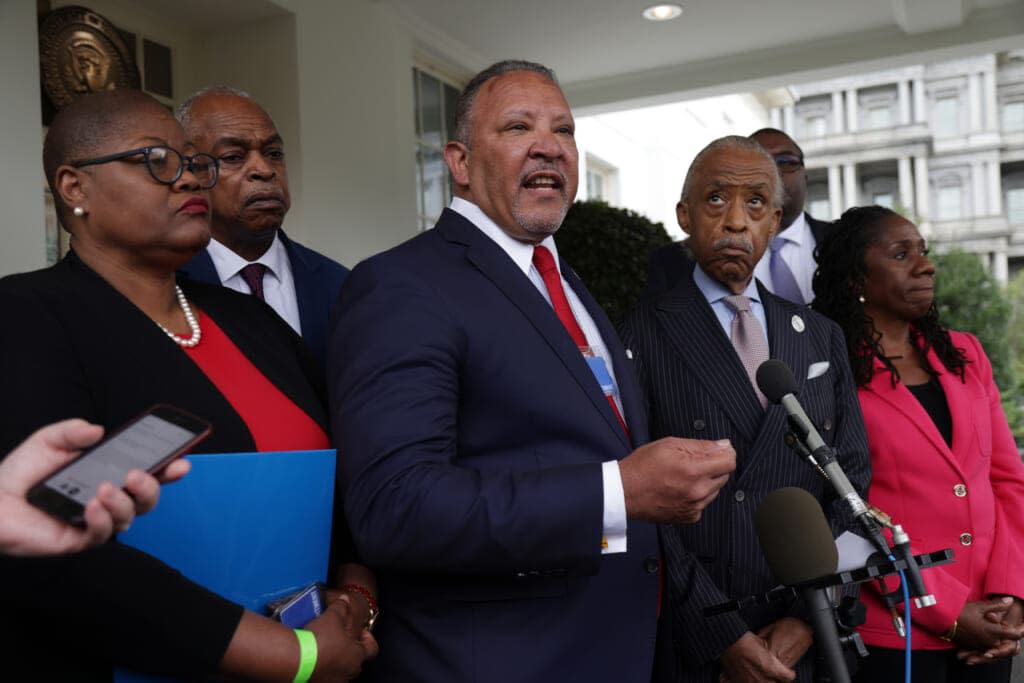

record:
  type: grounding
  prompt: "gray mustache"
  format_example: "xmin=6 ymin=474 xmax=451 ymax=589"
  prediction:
xmin=712 ymin=237 xmax=753 ymax=254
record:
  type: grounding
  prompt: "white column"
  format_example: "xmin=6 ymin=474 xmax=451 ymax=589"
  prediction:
xmin=968 ymin=72 xmax=982 ymax=132
xmin=988 ymin=161 xmax=1003 ymax=215
xmin=843 ymin=163 xmax=858 ymax=210
xmin=783 ymin=104 xmax=795 ymax=135
xmin=898 ymin=157 xmax=914 ymax=215
xmin=914 ymin=156 xmax=930 ymax=223
xmin=828 ymin=165 xmax=843 ymax=219
xmin=770 ymin=107 xmax=782 ymax=129
xmin=0 ymin=2 xmax=46 ymax=276
xmin=832 ymin=91 xmax=845 ymax=134
xmin=972 ymin=161 xmax=987 ymax=216
xmin=845 ymin=89 xmax=859 ymax=132
xmin=913 ymin=77 xmax=927 ymax=124
xmin=993 ymin=251 xmax=1009 ymax=286
xmin=898 ymin=81 xmax=911 ymax=125
xmin=983 ymin=71 xmax=998 ymax=131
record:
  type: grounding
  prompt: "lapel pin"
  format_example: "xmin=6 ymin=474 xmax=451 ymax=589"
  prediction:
xmin=625 ymin=349 xmax=634 ymax=360
xmin=791 ymin=315 xmax=805 ymax=333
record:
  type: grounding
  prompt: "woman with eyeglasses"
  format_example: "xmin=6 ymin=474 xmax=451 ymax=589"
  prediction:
xmin=0 ymin=90 xmax=376 ymax=681
xmin=812 ymin=205 xmax=1024 ymax=683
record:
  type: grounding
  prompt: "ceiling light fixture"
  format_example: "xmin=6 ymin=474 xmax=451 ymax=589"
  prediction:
xmin=642 ymin=4 xmax=683 ymax=21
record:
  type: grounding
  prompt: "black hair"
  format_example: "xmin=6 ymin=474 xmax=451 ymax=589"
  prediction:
xmin=811 ymin=205 xmax=967 ymax=387
xmin=452 ymin=60 xmax=558 ymax=147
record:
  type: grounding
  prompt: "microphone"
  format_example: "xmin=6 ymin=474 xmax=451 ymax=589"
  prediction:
xmin=755 ymin=487 xmax=850 ymax=683
xmin=755 ymin=360 xmax=889 ymax=556
xmin=756 ymin=359 xmax=936 ymax=609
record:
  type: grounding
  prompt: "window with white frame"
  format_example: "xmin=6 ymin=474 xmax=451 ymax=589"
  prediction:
xmin=807 ymin=182 xmax=830 ymax=219
xmin=867 ymin=105 xmax=891 ymax=129
xmin=933 ymin=96 xmax=960 ymax=138
xmin=584 ymin=154 xmax=619 ymax=203
xmin=1008 ymin=187 xmax=1024 ymax=224
xmin=1003 ymin=100 xmax=1024 ymax=131
xmin=805 ymin=115 xmax=827 ymax=138
xmin=936 ymin=184 xmax=962 ymax=220
xmin=413 ymin=67 xmax=461 ymax=231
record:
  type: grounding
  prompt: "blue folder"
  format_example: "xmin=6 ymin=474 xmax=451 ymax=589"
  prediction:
xmin=114 ymin=449 xmax=336 ymax=683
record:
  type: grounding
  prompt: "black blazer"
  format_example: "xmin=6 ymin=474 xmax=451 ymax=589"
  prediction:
xmin=0 ymin=251 xmax=329 ymax=680
xmin=643 ymin=213 xmax=834 ymax=299
xmin=620 ymin=266 xmax=869 ymax=682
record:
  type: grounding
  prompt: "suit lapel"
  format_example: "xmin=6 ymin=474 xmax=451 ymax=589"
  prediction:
xmin=437 ymin=210 xmax=631 ymax=448
xmin=178 ymin=248 xmax=219 ymax=284
xmin=864 ymin=352 xmax=965 ymax=476
xmin=654 ymin=269 xmax=762 ymax=443
xmin=562 ymin=263 xmax=647 ymax=445
xmin=280 ymin=230 xmax=320 ymax=339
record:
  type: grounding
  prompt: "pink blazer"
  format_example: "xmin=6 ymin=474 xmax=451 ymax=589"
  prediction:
xmin=856 ymin=330 xmax=1024 ymax=649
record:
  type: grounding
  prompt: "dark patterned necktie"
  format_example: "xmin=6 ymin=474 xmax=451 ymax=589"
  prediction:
xmin=239 ymin=263 xmax=268 ymax=301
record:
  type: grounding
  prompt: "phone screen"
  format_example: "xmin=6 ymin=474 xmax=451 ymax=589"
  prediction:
xmin=41 ymin=412 xmax=201 ymax=506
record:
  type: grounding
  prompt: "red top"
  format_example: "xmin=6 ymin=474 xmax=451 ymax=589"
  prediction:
xmin=182 ymin=313 xmax=329 ymax=452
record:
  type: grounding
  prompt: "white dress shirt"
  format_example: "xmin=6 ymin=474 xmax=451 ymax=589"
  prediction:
xmin=205 ymin=233 xmax=303 ymax=335
xmin=448 ymin=197 xmax=629 ymax=554
xmin=752 ymin=212 xmax=816 ymax=303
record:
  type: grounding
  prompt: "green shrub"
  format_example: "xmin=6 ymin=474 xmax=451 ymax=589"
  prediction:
xmin=556 ymin=200 xmax=672 ymax=324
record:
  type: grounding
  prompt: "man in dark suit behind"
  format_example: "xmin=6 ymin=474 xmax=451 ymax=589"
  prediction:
xmin=176 ymin=86 xmax=347 ymax=369
xmin=645 ymin=128 xmax=832 ymax=305
xmin=620 ymin=136 xmax=870 ymax=682
xmin=330 ymin=60 xmax=737 ymax=683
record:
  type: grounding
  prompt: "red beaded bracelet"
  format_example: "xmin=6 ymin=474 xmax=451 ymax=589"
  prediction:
xmin=341 ymin=583 xmax=379 ymax=630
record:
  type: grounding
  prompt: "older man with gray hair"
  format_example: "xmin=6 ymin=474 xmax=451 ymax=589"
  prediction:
xmin=620 ymin=135 xmax=870 ymax=682
xmin=176 ymin=86 xmax=348 ymax=370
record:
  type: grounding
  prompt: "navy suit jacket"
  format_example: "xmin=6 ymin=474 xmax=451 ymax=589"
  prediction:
xmin=330 ymin=209 xmax=662 ymax=682
xmin=643 ymin=213 xmax=833 ymax=299
xmin=180 ymin=229 xmax=348 ymax=369
xmin=619 ymin=267 xmax=870 ymax=682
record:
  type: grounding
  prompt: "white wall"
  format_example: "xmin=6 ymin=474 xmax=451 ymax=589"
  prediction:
xmin=576 ymin=93 xmax=770 ymax=239
xmin=0 ymin=1 xmax=47 ymax=275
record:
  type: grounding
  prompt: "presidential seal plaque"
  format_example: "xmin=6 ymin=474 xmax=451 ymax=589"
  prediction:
xmin=39 ymin=6 xmax=140 ymax=110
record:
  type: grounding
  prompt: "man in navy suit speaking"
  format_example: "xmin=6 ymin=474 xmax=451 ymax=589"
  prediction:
xmin=330 ymin=60 xmax=737 ymax=682
xmin=176 ymin=86 xmax=347 ymax=369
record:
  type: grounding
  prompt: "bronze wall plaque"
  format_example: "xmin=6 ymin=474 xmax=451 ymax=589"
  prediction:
xmin=39 ymin=5 xmax=141 ymax=109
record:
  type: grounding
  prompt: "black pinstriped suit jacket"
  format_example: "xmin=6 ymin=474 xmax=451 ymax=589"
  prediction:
xmin=619 ymin=266 xmax=870 ymax=683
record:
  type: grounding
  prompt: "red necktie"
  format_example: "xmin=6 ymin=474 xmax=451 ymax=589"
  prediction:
xmin=239 ymin=263 xmax=268 ymax=301
xmin=532 ymin=246 xmax=629 ymax=437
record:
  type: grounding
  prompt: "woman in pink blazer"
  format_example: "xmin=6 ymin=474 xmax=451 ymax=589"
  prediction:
xmin=813 ymin=205 xmax=1024 ymax=682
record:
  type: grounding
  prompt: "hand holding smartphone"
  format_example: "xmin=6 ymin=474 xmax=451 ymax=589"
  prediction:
xmin=27 ymin=404 xmax=212 ymax=527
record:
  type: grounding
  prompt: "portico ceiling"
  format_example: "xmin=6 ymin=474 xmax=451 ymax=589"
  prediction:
xmin=385 ymin=0 xmax=1024 ymax=112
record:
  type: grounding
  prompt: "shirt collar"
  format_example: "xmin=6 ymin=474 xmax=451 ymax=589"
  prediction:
xmin=206 ymin=231 xmax=287 ymax=282
xmin=775 ymin=212 xmax=809 ymax=247
xmin=449 ymin=197 xmax=560 ymax=277
xmin=692 ymin=263 xmax=761 ymax=305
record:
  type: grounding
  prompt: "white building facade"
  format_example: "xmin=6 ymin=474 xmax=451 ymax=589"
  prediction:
xmin=770 ymin=51 xmax=1024 ymax=283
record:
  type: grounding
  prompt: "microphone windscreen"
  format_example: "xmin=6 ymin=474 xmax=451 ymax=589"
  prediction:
xmin=756 ymin=359 xmax=798 ymax=403
xmin=754 ymin=487 xmax=838 ymax=585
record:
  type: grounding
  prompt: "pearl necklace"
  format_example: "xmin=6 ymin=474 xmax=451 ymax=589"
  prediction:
xmin=157 ymin=285 xmax=201 ymax=347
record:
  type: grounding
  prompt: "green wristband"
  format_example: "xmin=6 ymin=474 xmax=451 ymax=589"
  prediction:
xmin=292 ymin=629 xmax=317 ymax=683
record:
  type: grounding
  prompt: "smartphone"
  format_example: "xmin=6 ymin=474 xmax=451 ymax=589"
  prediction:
xmin=27 ymin=404 xmax=212 ymax=526
xmin=267 ymin=583 xmax=325 ymax=628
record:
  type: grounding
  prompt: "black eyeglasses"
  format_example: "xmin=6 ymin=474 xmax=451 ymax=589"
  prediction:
xmin=774 ymin=153 xmax=804 ymax=174
xmin=72 ymin=146 xmax=219 ymax=189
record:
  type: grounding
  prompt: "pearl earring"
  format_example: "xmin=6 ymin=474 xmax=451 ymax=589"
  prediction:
xmin=73 ymin=207 xmax=85 ymax=217
xmin=858 ymin=295 xmax=865 ymax=304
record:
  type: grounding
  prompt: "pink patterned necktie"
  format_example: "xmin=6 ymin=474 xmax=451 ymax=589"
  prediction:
xmin=723 ymin=294 xmax=769 ymax=408
xmin=239 ymin=263 xmax=268 ymax=301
